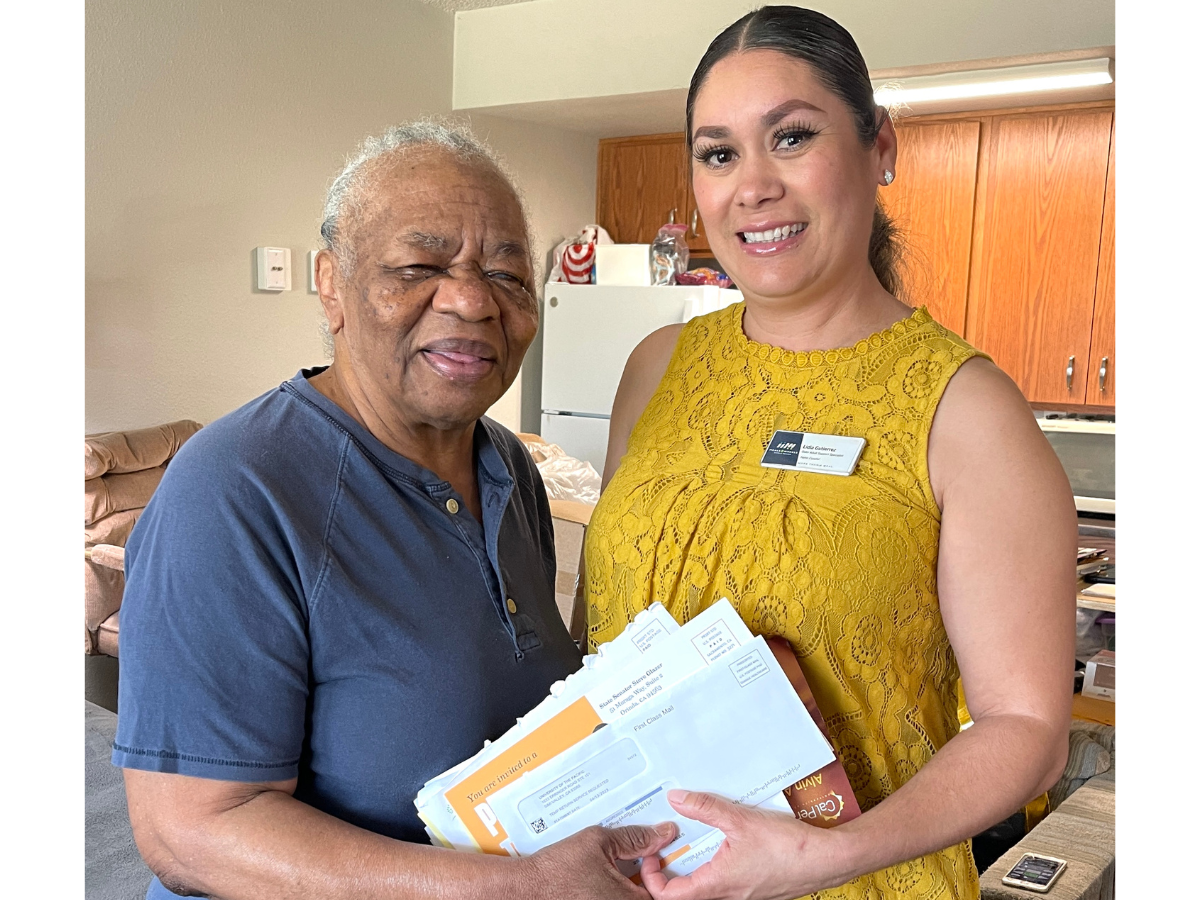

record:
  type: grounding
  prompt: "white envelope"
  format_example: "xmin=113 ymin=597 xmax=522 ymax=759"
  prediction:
xmin=481 ymin=636 xmax=835 ymax=875
xmin=416 ymin=602 xmax=682 ymax=848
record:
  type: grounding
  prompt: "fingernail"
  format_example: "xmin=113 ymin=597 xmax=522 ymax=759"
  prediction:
xmin=655 ymin=822 xmax=677 ymax=838
xmin=668 ymin=789 xmax=688 ymax=804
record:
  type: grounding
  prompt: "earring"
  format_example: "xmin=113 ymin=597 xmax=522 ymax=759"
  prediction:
xmin=883 ymin=170 xmax=894 ymax=186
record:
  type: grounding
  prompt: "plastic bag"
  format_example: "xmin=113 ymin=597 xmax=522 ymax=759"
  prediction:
xmin=649 ymin=223 xmax=689 ymax=285
xmin=528 ymin=441 xmax=600 ymax=505
xmin=675 ymin=267 xmax=733 ymax=288
xmin=549 ymin=225 xmax=614 ymax=284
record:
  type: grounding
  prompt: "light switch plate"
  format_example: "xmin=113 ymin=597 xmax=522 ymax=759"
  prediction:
xmin=255 ymin=247 xmax=291 ymax=291
xmin=308 ymin=250 xmax=319 ymax=293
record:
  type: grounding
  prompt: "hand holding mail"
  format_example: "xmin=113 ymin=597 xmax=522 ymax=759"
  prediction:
xmin=415 ymin=601 xmax=836 ymax=871
xmin=639 ymin=790 xmax=849 ymax=900
xmin=526 ymin=822 xmax=678 ymax=900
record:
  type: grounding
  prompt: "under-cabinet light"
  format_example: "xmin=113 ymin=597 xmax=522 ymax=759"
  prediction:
xmin=873 ymin=58 xmax=1113 ymax=108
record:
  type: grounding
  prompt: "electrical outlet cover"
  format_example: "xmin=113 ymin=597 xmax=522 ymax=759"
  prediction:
xmin=255 ymin=247 xmax=291 ymax=291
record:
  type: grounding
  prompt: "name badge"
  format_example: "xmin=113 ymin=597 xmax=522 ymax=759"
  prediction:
xmin=760 ymin=430 xmax=866 ymax=477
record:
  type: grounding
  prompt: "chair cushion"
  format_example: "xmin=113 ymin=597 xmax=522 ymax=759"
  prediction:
xmin=97 ymin=611 xmax=119 ymax=658
xmin=1048 ymin=725 xmax=1113 ymax=811
xmin=84 ymin=420 xmax=202 ymax=479
xmin=85 ymin=508 xmax=144 ymax=548
xmin=85 ymin=560 xmax=124 ymax=633
xmin=85 ymin=466 xmax=166 ymax=525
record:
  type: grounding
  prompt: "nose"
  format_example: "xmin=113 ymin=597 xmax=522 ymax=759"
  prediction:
xmin=431 ymin=263 xmax=502 ymax=323
xmin=733 ymin=150 xmax=785 ymax=209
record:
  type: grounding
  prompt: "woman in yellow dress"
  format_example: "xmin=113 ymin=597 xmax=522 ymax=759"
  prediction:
xmin=584 ymin=7 xmax=1076 ymax=900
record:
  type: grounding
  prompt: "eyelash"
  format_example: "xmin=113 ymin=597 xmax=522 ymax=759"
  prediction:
xmin=773 ymin=123 xmax=818 ymax=150
xmin=692 ymin=123 xmax=819 ymax=169
xmin=488 ymin=271 xmax=527 ymax=290
xmin=693 ymin=144 xmax=736 ymax=168
xmin=390 ymin=265 xmax=526 ymax=290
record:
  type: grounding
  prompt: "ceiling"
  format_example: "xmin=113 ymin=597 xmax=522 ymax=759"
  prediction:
xmin=458 ymin=50 xmax=1115 ymax=138
xmin=451 ymin=0 xmax=1116 ymax=136
xmin=417 ymin=0 xmax=536 ymax=10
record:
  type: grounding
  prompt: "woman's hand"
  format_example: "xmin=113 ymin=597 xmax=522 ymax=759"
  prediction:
xmin=639 ymin=791 xmax=852 ymax=900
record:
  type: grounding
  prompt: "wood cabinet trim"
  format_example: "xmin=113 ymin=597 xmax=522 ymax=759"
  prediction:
xmin=963 ymin=117 xmax=993 ymax=344
xmin=1085 ymin=117 xmax=1116 ymax=406
xmin=892 ymin=99 xmax=1113 ymax=127
xmin=598 ymin=132 xmax=685 ymax=148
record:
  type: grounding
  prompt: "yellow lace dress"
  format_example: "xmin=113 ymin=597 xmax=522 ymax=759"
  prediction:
xmin=585 ymin=303 xmax=987 ymax=899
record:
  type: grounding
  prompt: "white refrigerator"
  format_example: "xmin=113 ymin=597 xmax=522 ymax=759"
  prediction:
xmin=539 ymin=283 xmax=743 ymax=475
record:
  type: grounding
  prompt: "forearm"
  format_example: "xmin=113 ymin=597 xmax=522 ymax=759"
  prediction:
xmin=142 ymin=788 xmax=524 ymax=900
xmin=828 ymin=713 xmax=1067 ymax=883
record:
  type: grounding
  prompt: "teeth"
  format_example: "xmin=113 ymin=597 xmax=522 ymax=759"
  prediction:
xmin=742 ymin=223 xmax=803 ymax=243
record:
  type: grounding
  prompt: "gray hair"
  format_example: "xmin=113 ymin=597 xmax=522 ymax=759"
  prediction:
xmin=320 ymin=119 xmax=529 ymax=274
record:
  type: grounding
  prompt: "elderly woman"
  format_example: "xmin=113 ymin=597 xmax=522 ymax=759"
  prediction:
xmin=586 ymin=7 xmax=1076 ymax=900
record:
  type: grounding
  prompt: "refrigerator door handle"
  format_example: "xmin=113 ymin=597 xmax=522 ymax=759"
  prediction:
xmin=541 ymin=409 xmax=611 ymax=420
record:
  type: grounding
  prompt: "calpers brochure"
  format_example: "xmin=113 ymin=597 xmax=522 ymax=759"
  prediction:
xmin=415 ymin=599 xmax=850 ymax=877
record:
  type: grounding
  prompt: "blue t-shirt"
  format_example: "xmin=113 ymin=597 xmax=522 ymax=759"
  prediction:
xmin=113 ymin=369 xmax=582 ymax=898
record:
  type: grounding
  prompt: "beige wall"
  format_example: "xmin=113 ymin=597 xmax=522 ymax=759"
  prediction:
xmin=87 ymin=0 xmax=598 ymax=435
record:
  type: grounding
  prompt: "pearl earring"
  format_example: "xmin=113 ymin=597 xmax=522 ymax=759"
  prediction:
xmin=883 ymin=170 xmax=894 ymax=186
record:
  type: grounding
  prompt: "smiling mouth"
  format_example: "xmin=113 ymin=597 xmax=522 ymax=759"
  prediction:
xmin=738 ymin=223 xmax=806 ymax=244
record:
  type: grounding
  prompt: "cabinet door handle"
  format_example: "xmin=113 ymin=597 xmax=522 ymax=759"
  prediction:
xmin=667 ymin=208 xmax=677 ymax=225
xmin=1065 ymin=355 xmax=1075 ymax=392
xmin=690 ymin=209 xmax=699 ymax=238
xmin=1099 ymin=356 xmax=1109 ymax=393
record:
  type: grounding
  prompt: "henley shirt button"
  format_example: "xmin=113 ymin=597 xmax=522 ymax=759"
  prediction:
xmin=445 ymin=498 xmax=460 ymax=514
xmin=506 ymin=597 xmax=518 ymax=614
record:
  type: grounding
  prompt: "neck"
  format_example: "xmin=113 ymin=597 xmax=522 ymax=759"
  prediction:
xmin=309 ymin=361 xmax=482 ymax=519
xmin=740 ymin=264 xmax=911 ymax=353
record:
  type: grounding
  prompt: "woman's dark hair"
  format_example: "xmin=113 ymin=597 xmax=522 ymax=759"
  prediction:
xmin=686 ymin=5 xmax=902 ymax=296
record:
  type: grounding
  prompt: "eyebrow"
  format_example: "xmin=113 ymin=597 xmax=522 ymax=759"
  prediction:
xmin=399 ymin=231 xmax=452 ymax=251
xmin=393 ymin=232 xmax=529 ymax=267
xmin=691 ymin=98 xmax=825 ymax=143
xmin=490 ymin=240 xmax=529 ymax=260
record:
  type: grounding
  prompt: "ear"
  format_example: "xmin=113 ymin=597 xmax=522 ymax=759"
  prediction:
xmin=315 ymin=249 xmax=345 ymax=335
xmin=874 ymin=109 xmax=899 ymax=186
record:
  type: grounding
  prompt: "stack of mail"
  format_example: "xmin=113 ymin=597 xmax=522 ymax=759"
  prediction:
xmin=415 ymin=598 xmax=835 ymax=878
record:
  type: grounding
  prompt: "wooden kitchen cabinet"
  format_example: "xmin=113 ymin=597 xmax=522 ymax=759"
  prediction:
xmin=880 ymin=120 xmax=981 ymax=336
xmin=596 ymin=134 xmax=688 ymax=245
xmin=683 ymin=181 xmax=712 ymax=255
xmin=597 ymin=133 xmax=712 ymax=254
xmin=965 ymin=108 xmax=1113 ymax=407
xmin=597 ymin=103 xmax=1117 ymax=410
